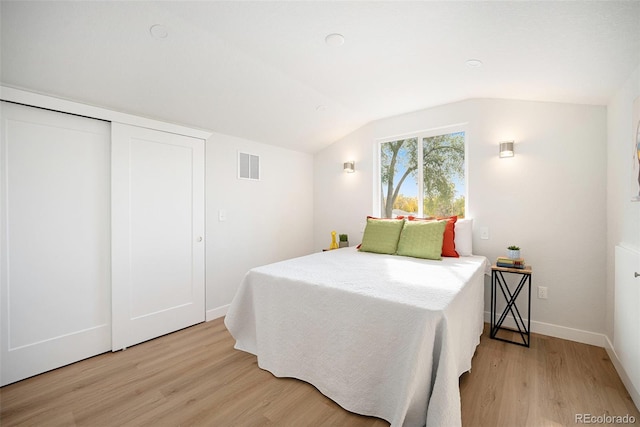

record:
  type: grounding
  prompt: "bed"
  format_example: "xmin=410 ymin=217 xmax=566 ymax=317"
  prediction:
xmin=225 ymin=229 xmax=489 ymax=427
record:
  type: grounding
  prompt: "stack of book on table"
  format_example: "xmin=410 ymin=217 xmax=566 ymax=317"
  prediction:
xmin=496 ymin=257 xmax=526 ymax=269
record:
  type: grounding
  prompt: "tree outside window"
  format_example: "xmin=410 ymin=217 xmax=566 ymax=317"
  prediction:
xmin=380 ymin=131 xmax=465 ymax=218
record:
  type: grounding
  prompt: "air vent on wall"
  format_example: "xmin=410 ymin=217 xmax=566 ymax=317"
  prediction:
xmin=238 ymin=152 xmax=260 ymax=180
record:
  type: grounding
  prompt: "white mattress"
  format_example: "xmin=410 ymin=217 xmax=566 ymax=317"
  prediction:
xmin=225 ymin=247 xmax=488 ymax=427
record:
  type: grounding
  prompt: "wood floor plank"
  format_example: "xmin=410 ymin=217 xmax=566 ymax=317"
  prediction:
xmin=460 ymin=326 xmax=640 ymax=426
xmin=1 ymin=319 xmax=638 ymax=426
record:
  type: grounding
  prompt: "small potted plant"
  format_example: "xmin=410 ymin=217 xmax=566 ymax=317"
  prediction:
xmin=339 ymin=234 xmax=349 ymax=248
xmin=507 ymin=245 xmax=521 ymax=260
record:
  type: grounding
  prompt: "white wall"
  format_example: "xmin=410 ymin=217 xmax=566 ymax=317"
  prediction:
xmin=206 ymin=132 xmax=314 ymax=318
xmin=314 ymin=98 xmax=607 ymax=341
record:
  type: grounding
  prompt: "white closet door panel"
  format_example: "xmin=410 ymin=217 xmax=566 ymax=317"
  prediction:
xmin=0 ymin=102 xmax=111 ymax=386
xmin=111 ymin=123 xmax=204 ymax=350
xmin=614 ymin=245 xmax=640 ymax=405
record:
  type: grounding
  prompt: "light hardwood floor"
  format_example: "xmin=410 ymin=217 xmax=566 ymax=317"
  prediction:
xmin=1 ymin=318 xmax=638 ymax=426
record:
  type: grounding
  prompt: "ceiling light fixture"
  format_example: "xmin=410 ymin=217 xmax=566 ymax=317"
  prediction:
xmin=325 ymin=33 xmax=345 ymax=47
xmin=149 ymin=24 xmax=169 ymax=39
xmin=465 ymin=59 xmax=483 ymax=68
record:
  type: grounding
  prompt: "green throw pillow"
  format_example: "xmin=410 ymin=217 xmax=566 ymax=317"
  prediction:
xmin=359 ymin=218 xmax=405 ymax=254
xmin=396 ymin=220 xmax=446 ymax=260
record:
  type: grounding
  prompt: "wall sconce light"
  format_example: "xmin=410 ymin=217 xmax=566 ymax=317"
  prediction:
xmin=343 ymin=161 xmax=355 ymax=173
xmin=499 ymin=141 xmax=515 ymax=158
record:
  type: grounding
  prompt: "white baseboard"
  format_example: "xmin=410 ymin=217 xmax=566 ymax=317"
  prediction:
xmin=604 ymin=337 xmax=640 ymax=411
xmin=206 ymin=304 xmax=230 ymax=322
xmin=483 ymin=311 xmax=606 ymax=347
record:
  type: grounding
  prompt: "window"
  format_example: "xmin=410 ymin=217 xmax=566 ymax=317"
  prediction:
xmin=378 ymin=128 xmax=465 ymax=218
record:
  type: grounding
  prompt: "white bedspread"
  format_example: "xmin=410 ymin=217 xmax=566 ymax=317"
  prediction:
xmin=224 ymin=247 xmax=488 ymax=427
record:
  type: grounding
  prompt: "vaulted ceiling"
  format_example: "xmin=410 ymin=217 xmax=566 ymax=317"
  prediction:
xmin=2 ymin=1 xmax=639 ymax=153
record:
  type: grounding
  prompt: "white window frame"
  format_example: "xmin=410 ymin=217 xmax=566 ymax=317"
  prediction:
xmin=373 ymin=124 xmax=467 ymax=218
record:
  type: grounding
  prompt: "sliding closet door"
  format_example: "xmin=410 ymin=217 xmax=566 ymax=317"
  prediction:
xmin=111 ymin=123 xmax=205 ymax=350
xmin=0 ymin=102 xmax=111 ymax=386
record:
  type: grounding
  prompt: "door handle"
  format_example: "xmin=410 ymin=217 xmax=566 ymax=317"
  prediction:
xmin=197 ymin=236 xmax=203 ymax=242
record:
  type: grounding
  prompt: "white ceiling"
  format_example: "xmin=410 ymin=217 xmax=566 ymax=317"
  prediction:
xmin=1 ymin=1 xmax=639 ymax=153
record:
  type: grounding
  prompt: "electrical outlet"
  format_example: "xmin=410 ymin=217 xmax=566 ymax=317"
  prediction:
xmin=538 ymin=286 xmax=548 ymax=299
xmin=480 ymin=227 xmax=489 ymax=240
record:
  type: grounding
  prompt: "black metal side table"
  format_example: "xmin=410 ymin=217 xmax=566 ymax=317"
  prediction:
xmin=490 ymin=264 xmax=532 ymax=347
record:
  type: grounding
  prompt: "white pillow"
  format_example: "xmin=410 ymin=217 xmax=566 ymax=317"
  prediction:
xmin=455 ymin=218 xmax=473 ymax=256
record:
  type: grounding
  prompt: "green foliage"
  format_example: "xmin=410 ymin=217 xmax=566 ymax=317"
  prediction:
xmin=339 ymin=234 xmax=348 ymax=241
xmin=423 ymin=195 xmax=465 ymax=218
xmin=381 ymin=132 xmax=465 ymax=218
xmin=393 ymin=194 xmax=418 ymax=214
xmin=508 ymin=245 xmax=520 ymax=250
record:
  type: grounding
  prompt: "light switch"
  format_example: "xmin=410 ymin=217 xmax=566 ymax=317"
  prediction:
xmin=218 ymin=209 xmax=227 ymax=222
xmin=480 ymin=227 xmax=489 ymax=240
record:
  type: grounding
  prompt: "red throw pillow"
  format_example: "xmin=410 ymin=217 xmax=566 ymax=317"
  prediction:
xmin=436 ymin=216 xmax=459 ymax=257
